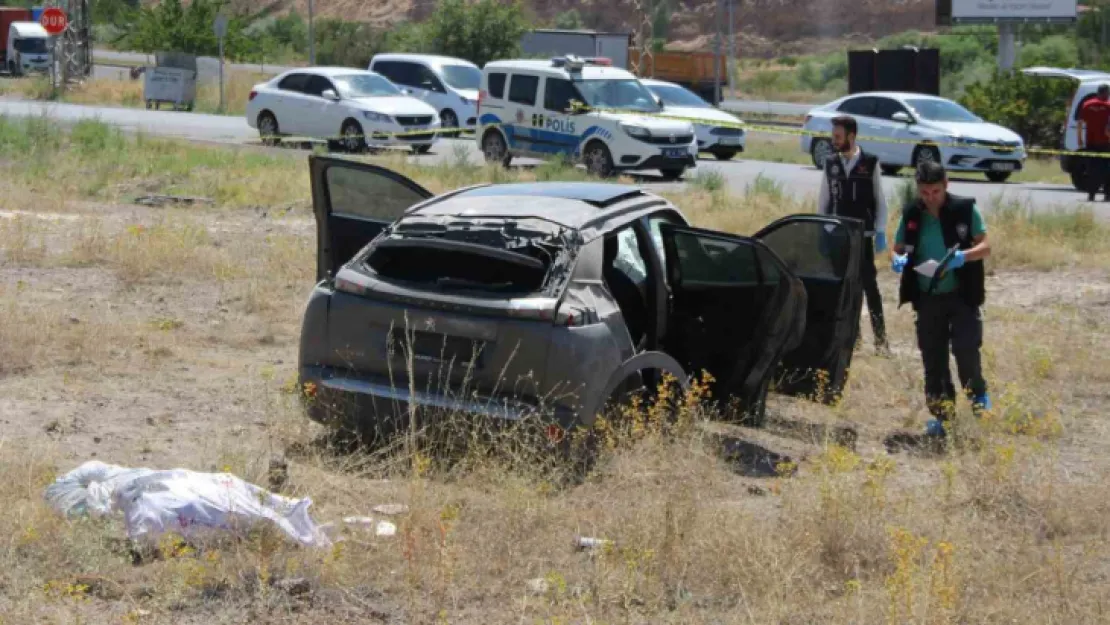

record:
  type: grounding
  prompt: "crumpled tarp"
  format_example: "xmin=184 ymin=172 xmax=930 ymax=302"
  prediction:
xmin=44 ymin=460 xmax=332 ymax=548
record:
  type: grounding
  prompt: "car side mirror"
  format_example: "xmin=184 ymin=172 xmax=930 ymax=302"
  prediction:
xmin=322 ymin=89 xmax=340 ymax=101
xmin=892 ymin=111 xmax=913 ymax=124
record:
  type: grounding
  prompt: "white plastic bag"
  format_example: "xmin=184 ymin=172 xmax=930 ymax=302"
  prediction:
xmin=45 ymin=461 xmax=332 ymax=548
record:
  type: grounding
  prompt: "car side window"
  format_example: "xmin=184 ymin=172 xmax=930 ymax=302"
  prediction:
xmin=614 ymin=226 xmax=648 ymax=283
xmin=837 ymin=96 xmax=877 ymax=117
xmin=304 ymin=75 xmax=336 ymax=98
xmin=487 ymin=73 xmax=507 ymax=99
xmin=646 ymin=212 xmax=683 ymax=270
xmin=278 ymin=73 xmax=309 ymax=93
xmin=415 ymin=65 xmax=445 ymax=92
xmin=543 ymin=78 xmax=581 ymax=112
xmin=874 ymin=97 xmax=909 ymax=121
xmin=508 ymin=74 xmax=539 ymax=106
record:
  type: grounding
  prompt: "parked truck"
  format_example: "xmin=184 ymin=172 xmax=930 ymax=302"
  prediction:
xmin=519 ymin=29 xmax=728 ymax=105
xmin=1 ymin=8 xmax=51 ymax=76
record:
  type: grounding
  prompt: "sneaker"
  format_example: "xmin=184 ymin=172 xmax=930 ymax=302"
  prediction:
xmin=924 ymin=418 xmax=947 ymax=438
xmin=972 ymin=393 xmax=992 ymax=416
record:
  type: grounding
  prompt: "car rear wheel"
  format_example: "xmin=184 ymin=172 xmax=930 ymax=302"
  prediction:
xmin=985 ymin=171 xmax=1012 ymax=183
xmin=912 ymin=144 xmax=941 ymax=168
xmin=584 ymin=141 xmax=615 ymax=178
xmin=481 ymin=129 xmax=511 ymax=167
xmin=340 ymin=119 xmax=367 ymax=153
xmin=257 ymin=112 xmax=280 ymax=146
xmin=810 ymin=138 xmax=833 ymax=169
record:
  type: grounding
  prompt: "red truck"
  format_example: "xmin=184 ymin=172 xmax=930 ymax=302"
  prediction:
xmin=1 ymin=7 xmax=34 ymax=70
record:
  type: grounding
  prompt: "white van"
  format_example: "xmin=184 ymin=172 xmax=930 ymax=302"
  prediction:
xmin=7 ymin=21 xmax=50 ymax=76
xmin=1022 ymin=66 xmax=1110 ymax=190
xmin=368 ymin=53 xmax=480 ymax=130
xmin=476 ymin=56 xmax=698 ymax=179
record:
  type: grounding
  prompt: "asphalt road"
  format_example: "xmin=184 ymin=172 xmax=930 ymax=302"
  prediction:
xmin=1 ymin=97 xmax=1102 ymax=220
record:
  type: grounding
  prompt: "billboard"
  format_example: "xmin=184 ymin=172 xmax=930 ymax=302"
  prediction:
xmin=937 ymin=0 xmax=1078 ymax=24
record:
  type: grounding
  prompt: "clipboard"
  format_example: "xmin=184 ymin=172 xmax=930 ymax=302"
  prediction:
xmin=925 ymin=245 xmax=959 ymax=295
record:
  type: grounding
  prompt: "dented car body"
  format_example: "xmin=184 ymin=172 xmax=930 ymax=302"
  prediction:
xmin=298 ymin=155 xmax=865 ymax=438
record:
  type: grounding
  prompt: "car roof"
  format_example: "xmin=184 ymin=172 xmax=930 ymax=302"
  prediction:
xmin=404 ymin=182 xmax=665 ymax=231
xmin=639 ymin=78 xmax=677 ymax=88
xmin=836 ymin=91 xmax=952 ymax=103
xmin=371 ymin=53 xmax=478 ymax=68
xmin=276 ymin=66 xmax=380 ymax=79
xmin=484 ymin=59 xmax=637 ymax=80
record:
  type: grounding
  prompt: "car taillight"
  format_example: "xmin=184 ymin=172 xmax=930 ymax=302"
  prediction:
xmin=249 ymin=90 xmax=258 ymax=101
xmin=477 ymin=90 xmax=485 ymax=115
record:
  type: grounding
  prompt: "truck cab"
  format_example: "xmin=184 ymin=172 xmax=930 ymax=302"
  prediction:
xmin=6 ymin=21 xmax=51 ymax=76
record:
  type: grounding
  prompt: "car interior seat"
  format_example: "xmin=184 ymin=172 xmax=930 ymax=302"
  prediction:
xmin=603 ymin=236 xmax=648 ymax=350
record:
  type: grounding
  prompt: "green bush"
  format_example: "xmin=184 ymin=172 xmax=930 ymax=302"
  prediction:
xmin=115 ymin=0 xmax=259 ymax=60
xmin=960 ymin=70 xmax=1073 ymax=148
xmin=424 ymin=0 xmax=527 ymax=67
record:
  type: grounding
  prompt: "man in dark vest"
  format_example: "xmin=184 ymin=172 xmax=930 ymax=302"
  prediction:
xmin=818 ymin=114 xmax=889 ymax=350
xmin=891 ymin=160 xmax=992 ymax=439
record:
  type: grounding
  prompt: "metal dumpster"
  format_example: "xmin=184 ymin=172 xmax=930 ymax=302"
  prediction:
xmin=143 ymin=51 xmax=197 ymax=111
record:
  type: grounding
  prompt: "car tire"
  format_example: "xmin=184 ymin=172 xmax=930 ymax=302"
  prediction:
xmin=440 ymin=109 xmax=459 ymax=130
xmin=912 ymin=144 xmax=942 ymax=168
xmin=257 ymin=111 xmax=280 ymax=146
xmin=339 ymin=119 xmax=367 ymax=153
xmin=583 ymin=141 xmax=616 ymax=178
xmin=480 ymin=129 xmax=511 ymax=167
xmin=810 ymin=138 xmax=833 ymax=169
xmin=411 ymin=144 xmax=432 ymax=155
xmin=659 ymin=167 xmax=686 ymax=180
xmin=881 ymin=164 xmax=901 ymax=176
xmin=985 ymin=171 xmax=1012 ymax=183
xmin=712 ymin=149 xmax=739 ymax=161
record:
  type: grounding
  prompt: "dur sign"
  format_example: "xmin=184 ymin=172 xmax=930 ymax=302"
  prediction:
xmin=946 ymin=0 xmax=1078 ymax=23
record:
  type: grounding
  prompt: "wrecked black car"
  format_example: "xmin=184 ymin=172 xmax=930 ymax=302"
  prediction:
xmin=298 ymin=154 xmax=865 ymax=440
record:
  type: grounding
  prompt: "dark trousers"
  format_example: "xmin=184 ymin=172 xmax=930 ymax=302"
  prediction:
xmin=1082 ymin=145 xmax=1110 ymax=199
xmin=914 ymin=293 xmax=987 ymax=420
xmin=861 ymin=241 xmax=886 ymax=345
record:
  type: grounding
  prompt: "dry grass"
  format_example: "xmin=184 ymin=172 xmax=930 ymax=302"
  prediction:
xmin=0 ymin=120 xmax=1109 ymax=623
xmin=0 ymin=72 xmax=267 ymax=116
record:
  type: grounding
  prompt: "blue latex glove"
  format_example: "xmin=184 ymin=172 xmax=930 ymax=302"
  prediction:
xmin=891 ymin=253 xmax=908 ymax=274
xmin=874 ymin=232 xmax=888 ymax=253
xmin=947 ymin=249 xmax=966 ymax=270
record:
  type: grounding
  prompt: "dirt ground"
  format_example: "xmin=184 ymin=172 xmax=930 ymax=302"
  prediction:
xmin=2 ymin=190 xmax=1110 ymax=623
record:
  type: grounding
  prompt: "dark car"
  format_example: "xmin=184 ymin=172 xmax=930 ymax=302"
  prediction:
xmin=298 ymin=154 xmax=865 ymax=440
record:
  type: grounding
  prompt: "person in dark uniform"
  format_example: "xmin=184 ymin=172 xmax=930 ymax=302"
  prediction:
xmin=1078 ymin=83 xmax=1110 ymax=202
xmin=891 ymin=161 xmax=992 ymax=439
xmin=818 ymin=114 xmax=889 ymax=350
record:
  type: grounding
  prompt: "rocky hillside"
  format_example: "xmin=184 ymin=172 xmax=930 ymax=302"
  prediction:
xmin=265 ymin=0 xmax=935 ymax=57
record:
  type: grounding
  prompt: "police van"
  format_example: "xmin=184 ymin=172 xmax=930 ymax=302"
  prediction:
xmin=476 ymin=56 xmax=698 ymax=179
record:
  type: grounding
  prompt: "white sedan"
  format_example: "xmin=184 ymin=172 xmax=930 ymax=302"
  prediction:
xmin=800 ymin=92 xmax=1026 ymax=182
xmin=246 ymin=67 xmax=441 ymax=153
xmin=640 ymin=78 xmax=747 ymax=160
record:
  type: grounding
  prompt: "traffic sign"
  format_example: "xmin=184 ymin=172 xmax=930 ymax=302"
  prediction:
xmin=40 ymin=7 xmax=68 ymax=36
xmin=213 ymin=14 xmax=228 ymax=39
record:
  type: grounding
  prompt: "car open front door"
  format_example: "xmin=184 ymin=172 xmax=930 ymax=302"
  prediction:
xmin=754 ymin=214 xmax=864 ymax=402
xmin=658 ymin=223 xmax=806 ymax=423
xmin=309 ymin=154 xmax=434 ymax=282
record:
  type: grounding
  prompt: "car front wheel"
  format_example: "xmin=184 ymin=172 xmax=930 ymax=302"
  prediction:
xmin=257 ymin=112 xmax=280 ymax=146
xmin=810 ymin=138 xmax=833 ymax=169
xmin=912 ymin=144 xmax=941 ymax=168
xmin=481 ymin=129 xmax=511 ymax=167
xmin=985 ymin=171 xmax=1012 ymax=183
xmin=583 ymin=141 xmax=615 ymax=178
xmin=339 ymin=119 xmax=367 ymax=153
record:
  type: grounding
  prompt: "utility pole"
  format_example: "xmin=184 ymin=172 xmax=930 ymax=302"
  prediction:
xmin=713 ymin=0 xmax=722 ymax=106
xmin=308 ymin=0 xmax=316 ymax=65
xmin=997 ymin=22 xmax=1016 ymax=71
xmin=727 ymin=0 xmax=735 ymax=100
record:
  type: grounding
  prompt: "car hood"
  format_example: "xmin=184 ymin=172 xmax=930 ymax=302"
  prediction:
xmin=921 ymin=121 xmax=1024 ymax=144
xmin=601 ymin=111 xmax=694 ymax=134
xmin=347 ymin=96 xmax=439 ymax=116
xmin=660 ymin=105 xmax=741 ymax=126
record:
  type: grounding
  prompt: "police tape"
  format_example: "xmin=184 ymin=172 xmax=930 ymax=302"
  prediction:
xmin=256 ymin=108 xmax=1110 ymax=161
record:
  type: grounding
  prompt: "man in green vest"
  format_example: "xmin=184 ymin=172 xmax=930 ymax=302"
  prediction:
xmin=890 ymin=160 xmax=992 ymax=439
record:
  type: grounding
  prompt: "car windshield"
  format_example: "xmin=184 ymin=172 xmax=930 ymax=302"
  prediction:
xmin=575 ymin=79 xmax=662 ymax=113
xmin=649 ymin=84 xmax=711 ymax=108
xmin=14 ymin=38 xmax=48 ymax=54
xmin=441 ymin=64 xmax=480 ymax=90
xmin=905 ymin=98 xmax=982 ymax=123
xmin=334 ymin=73 xmax=402 ymax=98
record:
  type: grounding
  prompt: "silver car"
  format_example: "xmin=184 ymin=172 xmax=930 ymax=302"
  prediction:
xmin=298 ymin=155 xmax=866 ymax=441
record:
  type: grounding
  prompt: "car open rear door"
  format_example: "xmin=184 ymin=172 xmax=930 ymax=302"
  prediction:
xmin=657 ymin=223 xmax=806 ymax=423
xmin=310 ymin=154 xmax=434 ymax=282
xmin=754 ymin=214 xmax=863 ymax=402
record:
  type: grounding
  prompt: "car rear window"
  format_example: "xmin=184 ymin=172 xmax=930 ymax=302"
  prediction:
xmin=487 ymin=72 xmax=506 ymax=99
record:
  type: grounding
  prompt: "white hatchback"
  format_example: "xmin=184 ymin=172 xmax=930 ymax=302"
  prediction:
xmin=640 ymin=78 xmax=747 ymax=160
xmin=246 ymin=67 xmax=441 ymax=153
xmin=801 ymin=92 xmax=1026 ymax=182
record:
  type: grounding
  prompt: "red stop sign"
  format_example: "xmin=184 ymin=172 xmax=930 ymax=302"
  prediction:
xmin=40 ymin=8 xmax=68 ymax=36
